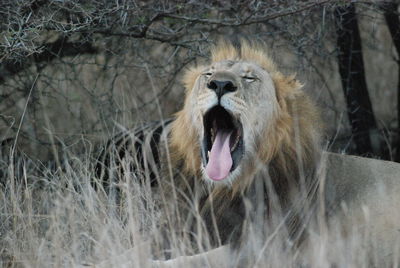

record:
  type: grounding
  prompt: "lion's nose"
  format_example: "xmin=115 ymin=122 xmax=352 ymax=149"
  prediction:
xmin=207 ymin=80 xmax=237 ymax=99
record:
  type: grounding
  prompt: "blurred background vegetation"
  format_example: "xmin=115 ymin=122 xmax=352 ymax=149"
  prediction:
xmin=0 ymin=0 xmax=399 ymax=163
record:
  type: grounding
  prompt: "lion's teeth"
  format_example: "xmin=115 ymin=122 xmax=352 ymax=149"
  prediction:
xmin=208 ymin=150 xmax=210 ymax=158
xmin=230 ymin=135 xmax=240 ymax=152
xmin=211 ymin=128 xmax=215 ymax=143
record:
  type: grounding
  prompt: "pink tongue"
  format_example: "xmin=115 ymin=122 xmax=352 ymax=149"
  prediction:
xmin=205 ymin=130 xmax=233 ymax=181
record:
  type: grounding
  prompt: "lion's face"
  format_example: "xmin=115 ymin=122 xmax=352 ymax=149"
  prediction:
xmin=186 ymin=60 xmax=279 ymax=183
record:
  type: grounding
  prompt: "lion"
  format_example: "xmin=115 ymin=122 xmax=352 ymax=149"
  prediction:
xmin=165 ymin=40 xmax=321 ymax=245
xmin=93 ymin=39 xmax=400 ymax=267
xmin=96 ymin=39 xmax=322 ymax=260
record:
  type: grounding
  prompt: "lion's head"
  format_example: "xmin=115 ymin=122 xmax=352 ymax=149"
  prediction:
xmin=170 ymin=40 xmax=321 ymax=187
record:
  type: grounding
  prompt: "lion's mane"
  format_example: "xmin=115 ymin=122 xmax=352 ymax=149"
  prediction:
xmin=170 ymin=41 xmax=320 ymax=190
xmin=164 ymin=40 xmax=322 ymax=246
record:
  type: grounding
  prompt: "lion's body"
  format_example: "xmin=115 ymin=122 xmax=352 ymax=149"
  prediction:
xmin=97 ymin=40 xmax=322 ymax=251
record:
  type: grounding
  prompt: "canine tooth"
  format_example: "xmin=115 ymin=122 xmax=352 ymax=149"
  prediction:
xmin=208 ymin=150 xmax=210 ymax=158
xmin=230 ymin=135 xmax=240 ymax=152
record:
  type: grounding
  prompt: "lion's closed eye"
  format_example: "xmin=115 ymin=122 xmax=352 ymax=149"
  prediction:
xmin=242 ymin=76 xmax=256 ymax=83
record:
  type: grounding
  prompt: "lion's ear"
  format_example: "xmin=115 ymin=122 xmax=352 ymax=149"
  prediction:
xmin=182 ymin=65 xmax=205 ymax=92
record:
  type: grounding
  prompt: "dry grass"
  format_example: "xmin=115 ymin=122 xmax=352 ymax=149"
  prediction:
xmin=1 ymin=143 xmax=399 ymax=267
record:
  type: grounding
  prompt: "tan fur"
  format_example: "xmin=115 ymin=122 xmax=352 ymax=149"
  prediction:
xmin=169 ymin=40 xmax=321 ymax=199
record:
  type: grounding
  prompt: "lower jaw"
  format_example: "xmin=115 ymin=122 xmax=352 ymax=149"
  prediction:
xmin=203 ymin=167 xmax=238 ymax=182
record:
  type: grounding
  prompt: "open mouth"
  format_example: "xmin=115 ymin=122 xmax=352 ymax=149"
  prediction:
xmin=202 ymin=106 xmax=244 ymax=181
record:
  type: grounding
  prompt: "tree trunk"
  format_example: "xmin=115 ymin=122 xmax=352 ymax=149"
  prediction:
xmin=383 ymin=2 xmax=400 ymax=162
xmin=334 ymin=4 xmax=377 ymax=156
